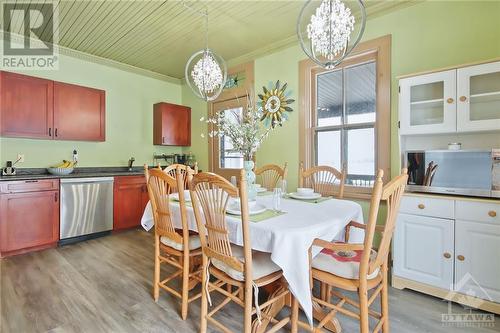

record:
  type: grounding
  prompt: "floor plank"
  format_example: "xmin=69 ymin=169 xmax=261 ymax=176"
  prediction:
xmin=1 ymin=229 xmax=498 ymax=332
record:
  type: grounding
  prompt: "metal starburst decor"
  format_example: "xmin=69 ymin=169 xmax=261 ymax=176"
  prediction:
xmin=258 ymin=81 xmax=295 ymax=128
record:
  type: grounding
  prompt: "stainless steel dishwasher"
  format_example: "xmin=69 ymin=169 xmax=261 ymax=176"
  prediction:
xmin=60 ymin=177 xmax=114 ymax=244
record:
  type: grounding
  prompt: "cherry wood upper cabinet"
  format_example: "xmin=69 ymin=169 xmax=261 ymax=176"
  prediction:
xmin=113 ymin=176 xmax=149 ymax=231
xmin=0 ymin=71 xmax=54 ymax=139
xmin=54 ymin=82 xmax=105 ymax=141
xmin=153 ymin=102 xmax=191 ymax=146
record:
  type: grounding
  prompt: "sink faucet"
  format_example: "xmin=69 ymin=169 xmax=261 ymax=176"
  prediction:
xmin=128 ymin=157 xmax=135 ymax=171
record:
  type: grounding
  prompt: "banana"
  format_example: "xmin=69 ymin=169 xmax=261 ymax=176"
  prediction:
xmin=51 ymin=160 xmax=76 ymax=168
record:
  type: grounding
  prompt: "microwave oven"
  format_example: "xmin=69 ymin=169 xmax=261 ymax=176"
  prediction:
xmin=404 ymin=149 xmax=500 ymax=198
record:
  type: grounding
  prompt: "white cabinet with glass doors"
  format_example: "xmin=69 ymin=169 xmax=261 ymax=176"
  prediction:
xmin=399 ymin=60 xmax=500 ymax=135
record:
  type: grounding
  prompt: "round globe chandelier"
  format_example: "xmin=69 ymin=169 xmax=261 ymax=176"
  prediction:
xmin=297 ymin=0 xmax=366 ymax=69
xmin=185 ymin=9 xmax=227 ymax=101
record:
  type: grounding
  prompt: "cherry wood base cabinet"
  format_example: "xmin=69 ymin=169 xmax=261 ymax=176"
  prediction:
xmin=393 ymin=194 xmax=500 ymax=314
xmin=153 ymin=102 xmax=191 ymax=146
xmin=113 ymin=176 xmax=149 ymax=231
xmin=0 ymin=70 xmax=106 ymax=141
xmin=0 ymin=180 xmax=60 ymax=258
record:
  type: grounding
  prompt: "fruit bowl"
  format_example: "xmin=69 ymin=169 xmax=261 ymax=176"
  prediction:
xmin=47 ymin=167 xmax=75 ymax=175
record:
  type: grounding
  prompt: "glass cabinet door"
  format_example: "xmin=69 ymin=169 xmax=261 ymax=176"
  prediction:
xmin=399 ymin=70 xmax=456 ymax=135
xmin=457 ymin=61 xmax=500 ymax=132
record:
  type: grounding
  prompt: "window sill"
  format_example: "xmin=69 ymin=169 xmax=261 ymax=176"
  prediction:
xmin=343 ymin=186 xmax=373 ymax=201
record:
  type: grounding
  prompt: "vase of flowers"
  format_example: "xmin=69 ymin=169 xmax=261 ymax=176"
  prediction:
xmin=202 ymin=98 xmax=281 ymax=200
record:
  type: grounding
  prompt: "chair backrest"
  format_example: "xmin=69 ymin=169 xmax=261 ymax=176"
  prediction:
xmin=359 ymin=169 xmax=408 ymax=279
xmin=255 ymin=163 xmax=288 ymax=190
xmin=190 ymin=169 xmax=252 ymax=277
xmin=145 ymin=165 xmax=189 ymax=246
xmin=299 ymin=163 xmax=346 ymax=198
xmin=163 ymin=163 xmax=198 ymax=190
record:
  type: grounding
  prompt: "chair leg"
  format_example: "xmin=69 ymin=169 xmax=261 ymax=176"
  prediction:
xmin=153 ymin=236 xmax=160 ymax=302
xmin=243 ymin=281 xmax=253 ymax=333
xmin=181 ymin=250 xmax=190 ymax=320
xmin=290 ymin=295 xmax=299 ymax=333
xmin=200 ymin=255 xmax=208 ymax=333
xmin=381 ymin=265 xmax=390 ymax=333
xmin=359 ymin=286 xmax=370 ymax=333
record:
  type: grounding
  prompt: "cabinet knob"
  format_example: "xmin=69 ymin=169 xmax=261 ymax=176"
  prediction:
xmin=443 ymin=252 xmax=451 ymax=259
xmin=446 ymin=98 xmax=454 ymax=104
xmin=489 ymin=210 xmax=497 ymax=218
xmin=459 ymin=96 xmax=467 ymax=102
xmin=417 ymin=203 xmax=425 ymax=209
xmin=457 ymin=255 xmax=465 ymax=261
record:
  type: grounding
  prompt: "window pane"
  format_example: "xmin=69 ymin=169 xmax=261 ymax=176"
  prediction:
xmin=347 ymin=127 xmax=375 ymax=186
xmin=346 ymin=62 xmax=376 ymax=124
xmin=219 ymin=107 xmax=244 ymax=169
xmin=316 ymin=130 xmax=341 ymax=170
xmin=317 ymin=70 xmax=342 ymax=126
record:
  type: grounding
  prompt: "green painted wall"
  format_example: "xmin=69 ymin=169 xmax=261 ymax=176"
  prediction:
xmin=0 ymin=47 xmax=183 ymax=168
xmin=184 ymin=0 xmax=500 ymax=193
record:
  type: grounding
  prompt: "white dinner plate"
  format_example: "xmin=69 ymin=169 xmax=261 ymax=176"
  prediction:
xmin=288 ymin=192 xmax=321 ymax=200
xmin=256 ymin=187 xmax=267 ymax=193
xmin=170 ymin=190 xmax=191 ymax=202
xmin=227 ymin=203 xmax=267 ymax=216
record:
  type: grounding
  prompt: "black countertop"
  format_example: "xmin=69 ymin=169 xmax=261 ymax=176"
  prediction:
xmin=0 ymin=166 xmax=151 ymax=182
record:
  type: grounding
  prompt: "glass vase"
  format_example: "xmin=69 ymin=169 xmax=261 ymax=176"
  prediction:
xmin=244 ymin=160 xmax=257 ymax=201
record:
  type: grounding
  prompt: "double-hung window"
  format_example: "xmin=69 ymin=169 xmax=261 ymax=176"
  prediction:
xmin=300 ymin=36 xmax=391 ymax=197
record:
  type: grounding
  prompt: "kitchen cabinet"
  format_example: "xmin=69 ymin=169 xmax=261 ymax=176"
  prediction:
xmin=54 ymin=82 xmax=105 ymax=141
xmin=0 ymin=179 xmax=60 ymax=258
xmin=393 ymin=213 xmax=454 ymax=290
xmin=113 ymin=176 xmax=149 ymax=231
xmin=0 ymin=70 xmax=106 ymax=141
xmin=399 ymin=70 xmax=457 ymax=135
xmin=153 ymin=102 xmax=191 ymax=146
xmin=399 ymin=60 xmax=500 ymax=135
xmin=457 ymin=61 xmax=500 ymax=132
xmin=0 ymin=71 xmax=54 ymax=139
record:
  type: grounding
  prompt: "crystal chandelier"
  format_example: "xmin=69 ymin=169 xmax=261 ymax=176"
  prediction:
xmin=297 ymin=0 xmax=366 ymax=69
xmin=185 ymin=8 xmax=227 ymax=101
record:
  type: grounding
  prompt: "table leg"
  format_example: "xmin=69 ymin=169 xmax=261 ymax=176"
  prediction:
xmin=252 ymin=281 xmax=287 ymax=333
xmin=312 ymin=300 xmax=342 ymax=333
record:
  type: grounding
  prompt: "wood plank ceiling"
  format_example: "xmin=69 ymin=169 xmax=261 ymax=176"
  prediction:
xmin=3 ymin=0 xmax=417 ymax=79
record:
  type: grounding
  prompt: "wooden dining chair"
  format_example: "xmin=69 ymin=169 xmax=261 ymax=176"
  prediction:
xmin=163 ymin=162 xmax=198 ymax=189
xmin=144 ymin=165 xmax=202 ymax=320
xmin=299 ymin=162 xmax=346 ymax=198
xmin=190 ymin=169 xmax=298 ymax=333
xmin=292 ymin=169 xmax=408 ymax=333
xmin=255 ymin=163 xmax=288 ymax=190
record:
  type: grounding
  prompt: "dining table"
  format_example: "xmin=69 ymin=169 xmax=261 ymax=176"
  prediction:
xmin=141 ymin=191 xmax=365 ymax=328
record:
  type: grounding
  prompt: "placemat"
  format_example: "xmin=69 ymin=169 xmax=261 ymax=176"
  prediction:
xmin=249 ymin=209 xmax=286 ymax=222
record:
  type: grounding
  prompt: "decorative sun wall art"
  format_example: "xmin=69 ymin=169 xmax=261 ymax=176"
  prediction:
xmin=258 ymin=80 xmax=295 ymax=128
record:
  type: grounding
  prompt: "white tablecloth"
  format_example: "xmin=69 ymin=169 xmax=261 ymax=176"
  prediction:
xmin=141 ymin=194 xmax=364 ymax=323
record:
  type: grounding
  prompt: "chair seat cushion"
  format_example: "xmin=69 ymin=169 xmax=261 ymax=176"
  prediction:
xmin=312 ymin=243 xmax=379 ymax=280
xmin=212 ymin=245 xmax=281 ymax=281
xmin=160 ymin=235 xmax=201 ymax=251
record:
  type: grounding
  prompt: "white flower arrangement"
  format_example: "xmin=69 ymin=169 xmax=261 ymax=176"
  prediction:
xmin=200 ymin=98 xmax=284 ymax=160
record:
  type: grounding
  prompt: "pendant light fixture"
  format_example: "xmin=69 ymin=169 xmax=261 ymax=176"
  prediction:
xmin=185 ymin=6 xmax=227 ymax=101
xmin=297 ymin=0 xmax=366 ymax=69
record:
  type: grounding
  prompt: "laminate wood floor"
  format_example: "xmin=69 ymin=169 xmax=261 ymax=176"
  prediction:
xmin=1 ymin=229 xmax=498 ymax=333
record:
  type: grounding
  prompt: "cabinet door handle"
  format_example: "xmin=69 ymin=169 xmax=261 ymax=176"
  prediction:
xmin=55 ymin=128 xmax=58 ymax=137
xmin=49 ymin=128 xmax=52 ymax=136
xmin=488 ymin=210 xmax=497 ymax=218
xmin=162 ymin=137 xmax=165 ymax=143
xmin=417 ymin=203 xmax=425 ymax=209
xmin=446 ymin=98 xmax=454 ymax=104
xmin=457 ymin=255 xmax=465 ymax=261
xmin=443 ymin=252 xmax=451 ymax=259
xmin=54 ymin=192 xmax=58 ymax=202
xmin=25 ymin=180 xmax=38 ymax=183
xmin=459 ymin=96 xmax=467 ymax=102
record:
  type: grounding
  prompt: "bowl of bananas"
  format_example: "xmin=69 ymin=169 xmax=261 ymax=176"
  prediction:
xmin=47 ymin=160 xmax=77 ymax=175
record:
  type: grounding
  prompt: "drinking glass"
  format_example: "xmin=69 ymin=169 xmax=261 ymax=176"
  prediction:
xmin=281 ymin=179 xmax=287 ymax=197
xmin=273 ymin=188 xmax=282 ymax=212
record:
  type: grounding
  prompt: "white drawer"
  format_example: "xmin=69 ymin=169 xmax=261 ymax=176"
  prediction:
xmin=455 ymin=200 xmax=500 ymax=224
xmin=400 ymin=195 xmax=454 ymax=219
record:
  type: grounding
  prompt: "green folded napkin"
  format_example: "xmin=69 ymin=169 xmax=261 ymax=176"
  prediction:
xmin=257 ymin=191 xmax=273 ymax=196
xmin=284 ymin=194 xmax=332 ymax=204
xmin=249 ymin=209 xmax=286 ymax=223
